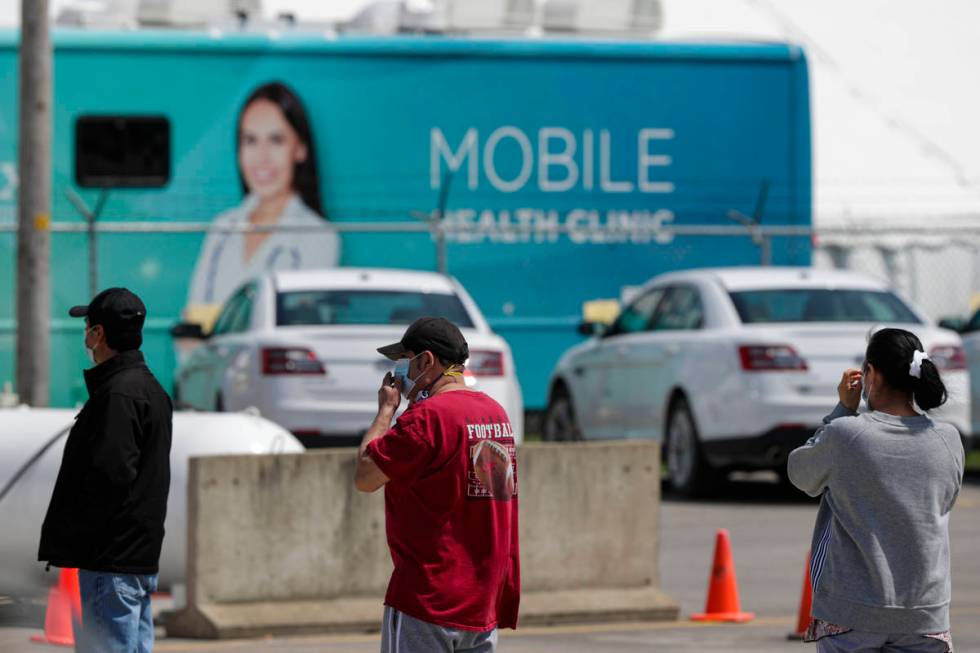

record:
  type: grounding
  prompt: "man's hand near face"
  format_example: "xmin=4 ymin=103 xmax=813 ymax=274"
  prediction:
xmin=355 ymin=372 xmax=402 ymax=492
xmin=378 ymin=371 xmax=402 ymax=415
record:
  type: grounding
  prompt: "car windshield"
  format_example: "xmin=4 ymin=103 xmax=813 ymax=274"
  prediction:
xmin=729 ymin=288 xmax=922 ymax=324
xmin=276 ymin=290 xmax=475 ymax=327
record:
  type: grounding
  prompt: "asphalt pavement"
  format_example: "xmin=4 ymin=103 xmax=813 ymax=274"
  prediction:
xmin=4 ymin=471 xmax=979 ymax=652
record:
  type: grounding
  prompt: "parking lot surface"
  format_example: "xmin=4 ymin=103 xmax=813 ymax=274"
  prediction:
xmin=4 ymin=472 xmax=978 ymax=652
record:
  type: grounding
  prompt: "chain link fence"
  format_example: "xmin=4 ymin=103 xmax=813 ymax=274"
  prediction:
xmin=1 ymin=218 xmax=978 ymax=407
xmin=812 ymin=224 xmax=980 ymax=323
xmin=3 ymin=218 xmax=975 ymax=322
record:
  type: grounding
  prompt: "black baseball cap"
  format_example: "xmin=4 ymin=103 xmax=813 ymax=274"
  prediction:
xmin=378 ymin=316 xmax=469 ymax=364
xmin=69 ymin=288 xmax=146 ymax=333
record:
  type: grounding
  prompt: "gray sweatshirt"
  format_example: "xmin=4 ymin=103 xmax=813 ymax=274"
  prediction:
xmin=787 ymin=403 xmax=964 ymax=634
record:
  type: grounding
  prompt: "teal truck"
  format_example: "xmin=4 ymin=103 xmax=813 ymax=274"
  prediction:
xmin=0 ymin=30 xmax=812 ymax=409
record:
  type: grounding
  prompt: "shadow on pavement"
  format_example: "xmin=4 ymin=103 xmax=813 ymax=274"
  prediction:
xmin=298 ymin=435 xmax=362 ymax=449
xmin=0 ymin=599 xmax=43 ymax=629
xmin=662 ymin=471 xmax=819 ymax=505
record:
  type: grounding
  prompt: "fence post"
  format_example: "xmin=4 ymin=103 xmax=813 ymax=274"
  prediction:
xmin=760 ymin=233 xmax=771 ymax=266
xmin=434 ymin=170 xmax=453 ymax=275
xmin=66 ymin=188 xmax=109 ymax=299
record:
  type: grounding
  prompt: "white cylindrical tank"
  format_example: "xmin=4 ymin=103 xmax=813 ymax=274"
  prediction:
xmin=0 ymin=407 xmax=304 ymax=596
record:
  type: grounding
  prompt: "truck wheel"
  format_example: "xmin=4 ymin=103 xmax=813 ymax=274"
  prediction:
xmin=665 ymin=397 xmax=717 ymax=497
xmin=543 ymin=386 xmax=582 ymax=442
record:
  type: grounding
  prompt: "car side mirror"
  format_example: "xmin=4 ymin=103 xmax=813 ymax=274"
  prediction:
xmin=577 ymin=321 xmax=605 ymax=337
xmin=938 ymin=317 xmax=967 ymax=333
xmin=170 ymin=322 xmax=208 ymax=340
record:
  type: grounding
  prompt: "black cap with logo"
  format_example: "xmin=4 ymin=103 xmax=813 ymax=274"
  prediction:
xmin=69 ymin=288 xmax=147 ymax=335
xmin=378 ymin=316 xmax=469 ymax=364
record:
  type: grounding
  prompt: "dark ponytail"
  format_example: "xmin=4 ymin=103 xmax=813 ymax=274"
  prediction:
xmin=913 ymin=359 xmax=947 ymax=411
xmin=865 ymin=328 xmax=947 ymax=411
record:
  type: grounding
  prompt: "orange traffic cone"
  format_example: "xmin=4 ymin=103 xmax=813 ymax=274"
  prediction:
xmin=787 ymin=550 xmax=813 ymax=640
xmin=30 ymin=568 xmax=82 ymax=647
xmin=691 ymin=529 xmax=755 ymax=622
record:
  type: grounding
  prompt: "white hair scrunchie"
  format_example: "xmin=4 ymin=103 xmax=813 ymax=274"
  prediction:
xmin=909 ymin=349 xmax=929 ymax=379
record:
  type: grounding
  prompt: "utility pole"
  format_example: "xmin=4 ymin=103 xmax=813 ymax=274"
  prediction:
xmin=16 ymin=0 xmax=52 ymax=406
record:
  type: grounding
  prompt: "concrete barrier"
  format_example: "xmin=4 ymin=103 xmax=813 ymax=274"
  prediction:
xmin=166 ymin=441 xmax=678 ymax=638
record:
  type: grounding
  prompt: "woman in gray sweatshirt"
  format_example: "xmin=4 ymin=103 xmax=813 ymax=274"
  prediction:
xmin=788 ymin=328 xmax=964 ymax=653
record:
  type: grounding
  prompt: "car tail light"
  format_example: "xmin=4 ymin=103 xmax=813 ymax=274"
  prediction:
xmin=928 ymin=345 xmax=967 ymax=371
xmin=738 ymin=345 xmax=808 ymax=372
xmin=467 ymin=350 xmax=505 ymax=376
xmin=261 ymin=347 xmax=326 ymax=376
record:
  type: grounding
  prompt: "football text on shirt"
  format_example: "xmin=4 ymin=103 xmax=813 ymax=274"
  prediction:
xmin=466 ymin=422 xmax=514 ymax=440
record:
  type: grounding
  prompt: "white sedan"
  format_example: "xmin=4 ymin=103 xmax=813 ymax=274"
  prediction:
xmin=173 ymin=268 xmax=524 ymax=445
xmin=950 ymin=309 xmax=980 ymax=441
xmin=544 ymin=267 xmax=970 ymax=495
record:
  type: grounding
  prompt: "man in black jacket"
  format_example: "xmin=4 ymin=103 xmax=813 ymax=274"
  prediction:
xmin=39 ymin=288 xmax=173 ymax=653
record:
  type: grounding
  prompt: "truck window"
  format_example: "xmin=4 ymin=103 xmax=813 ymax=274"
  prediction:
xmin=75 ymin=115 xmax=170 ymax=188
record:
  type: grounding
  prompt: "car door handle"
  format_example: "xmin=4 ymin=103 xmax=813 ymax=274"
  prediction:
xmin=664 ymin=344 xmax=680 ymax=355
xmin=573 ymin=366 xmax=586 ymax=376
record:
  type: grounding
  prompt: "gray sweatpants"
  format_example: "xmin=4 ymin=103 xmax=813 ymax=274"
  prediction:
xmin=816 ymin=630 xmax=952 ymax=653
xmin=381 ymin=607 xmax=498 ymax=653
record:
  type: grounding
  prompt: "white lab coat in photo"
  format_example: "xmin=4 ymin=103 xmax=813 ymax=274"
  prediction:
xmin=187 ymin=193 xmax=340 ymax=308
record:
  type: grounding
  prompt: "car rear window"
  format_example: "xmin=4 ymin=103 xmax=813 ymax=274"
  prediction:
xmin=276 ymin=290 xmax=475 ymax=328
xmin=729 ymin=289 xmax=922 ymax=324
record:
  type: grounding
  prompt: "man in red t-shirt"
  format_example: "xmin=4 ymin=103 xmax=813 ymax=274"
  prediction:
xmin=355 ymin=317 xmax=520 ymax=652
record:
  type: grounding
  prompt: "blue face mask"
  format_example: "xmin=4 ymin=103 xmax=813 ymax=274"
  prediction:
xmin=393 ymin=353 xmax=424 ymax=400
xmin=861 ymin=367 xmax=873 ymax=411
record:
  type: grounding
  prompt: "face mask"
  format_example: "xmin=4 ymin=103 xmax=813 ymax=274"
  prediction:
xmin=861 ymin=370 xmax=872 ymax=411
xmin=83 ymin=327 xmax=96 ymax=365
xmin=393 ymin=353 xmax=424 ymax=400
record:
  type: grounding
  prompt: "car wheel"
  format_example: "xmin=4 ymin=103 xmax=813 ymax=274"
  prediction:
xmin=214 ymin=393 xmax=225 ymax=412
xmin=543 ymin=386 xmax=582 ymax=442
xmin=665 ymin=396 xmax=717 ymax=497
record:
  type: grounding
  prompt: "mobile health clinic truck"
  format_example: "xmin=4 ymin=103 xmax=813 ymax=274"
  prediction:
xmin=0 ymin=30 xmax=811 ymax=410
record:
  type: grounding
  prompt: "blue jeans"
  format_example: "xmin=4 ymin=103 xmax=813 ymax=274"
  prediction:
xmin=77 ymin=570 xmax=157 ymax=653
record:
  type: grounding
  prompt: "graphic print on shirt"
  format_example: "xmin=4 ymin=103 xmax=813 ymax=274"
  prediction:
xmin=465 ymin=420 xmax=517 ymax=500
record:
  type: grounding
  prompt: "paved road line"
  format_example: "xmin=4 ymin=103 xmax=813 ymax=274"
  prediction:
xmin=157 ymin=633 xmax=381 ymax=651
xmin=502 ymin=615 xmax=795 ymax=637
xmin=154 ymin=617 xmax=797 ymax=651
xmin=151 ymin=606 xmax=980 ymax=652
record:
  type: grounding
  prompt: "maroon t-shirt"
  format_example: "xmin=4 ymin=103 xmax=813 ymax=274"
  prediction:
xmin=365 ymin=389 xmax=520 ymax=631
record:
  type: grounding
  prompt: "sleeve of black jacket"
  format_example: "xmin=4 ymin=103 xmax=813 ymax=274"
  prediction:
xmin=87 ymin=392 xmax=144 ymax=487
